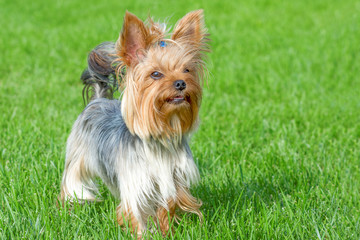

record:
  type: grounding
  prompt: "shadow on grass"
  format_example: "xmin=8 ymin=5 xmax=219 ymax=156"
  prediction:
xmin=193 ymin=169 xmax=301 ymax=220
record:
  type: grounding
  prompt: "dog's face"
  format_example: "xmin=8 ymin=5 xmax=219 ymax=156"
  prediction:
xmin=117 ymin=10 xmax=208 ymax=142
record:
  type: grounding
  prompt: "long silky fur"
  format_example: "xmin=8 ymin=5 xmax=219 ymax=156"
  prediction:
xmin=81 ymin=42 xmax=120 ymax=104
xmin=60 ymin=10 xmax=209 ymax=235
xmin=61 ymin=98 xmax=200 ymax=228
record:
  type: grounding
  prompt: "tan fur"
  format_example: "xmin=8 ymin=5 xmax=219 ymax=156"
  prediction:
xmin=116 ymin=11 xmax=165 ymax=69
xmin=176 ymin=188 xmax=203 ymax=220
xmin=60 ymin=10 xmax=209 ymax=237
xmin=117 ymin=11 xmax=207 ymax=232
xmin=115 ymin=10 xmax=209 ymax=144
xmin=117 ymin=205 xmax=143 ymax=235
xmin=172 ymin=10 xmax=208 ymax=48
xmin=156 ymin=199 xmax=177 ymax=236
xmin=60 ymin=156 xmax=90 ymax=203
xmin=155 ymin=188 xmax=202 ymax=236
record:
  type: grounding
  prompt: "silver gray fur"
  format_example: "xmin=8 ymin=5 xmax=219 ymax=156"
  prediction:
xmin=61 ymin=88 xmax=199 ymax=228
xmin=61 ymin=41 xmax=200 ymax=230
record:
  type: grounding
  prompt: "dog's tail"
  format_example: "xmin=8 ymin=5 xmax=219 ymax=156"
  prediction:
xmin=81 ymin=42 xmax=121 ymax=104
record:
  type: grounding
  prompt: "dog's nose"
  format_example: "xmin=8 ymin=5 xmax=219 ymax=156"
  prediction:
xmin=174 ymin=80 xmax=186 ymax=91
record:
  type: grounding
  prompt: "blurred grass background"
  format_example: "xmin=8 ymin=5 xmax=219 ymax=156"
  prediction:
xmin=1 ymin=0 xmax=360 ymax=239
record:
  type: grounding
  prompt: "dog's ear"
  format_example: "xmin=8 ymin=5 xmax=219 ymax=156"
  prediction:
xmin=117 ymin=11 xmax=149 ymax=66
xmin=171 ymin=10 xmax=206 ymax=45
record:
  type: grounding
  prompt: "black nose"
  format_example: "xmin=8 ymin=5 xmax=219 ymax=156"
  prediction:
xmin=174 ymin=80 xmax=186 ymax=91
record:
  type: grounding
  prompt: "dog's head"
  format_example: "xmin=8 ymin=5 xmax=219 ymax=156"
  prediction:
xmin=116 ymin=10 xmax=209 ymax=142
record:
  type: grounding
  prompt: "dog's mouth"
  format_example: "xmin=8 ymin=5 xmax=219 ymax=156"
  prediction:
xmin=166 ymin=95 xmax=189 ymax=104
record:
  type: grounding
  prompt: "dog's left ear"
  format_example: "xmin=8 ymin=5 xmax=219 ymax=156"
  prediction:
xmin=171 ymin=10 xmax=207 ymax=45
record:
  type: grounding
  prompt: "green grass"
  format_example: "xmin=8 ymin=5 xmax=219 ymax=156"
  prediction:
xmin=1 ymin=0 xmax=360 ymax=239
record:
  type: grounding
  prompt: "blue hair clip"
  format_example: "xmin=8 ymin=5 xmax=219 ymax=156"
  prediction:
xmin=159 ymin=41 xmax=167 ymax=47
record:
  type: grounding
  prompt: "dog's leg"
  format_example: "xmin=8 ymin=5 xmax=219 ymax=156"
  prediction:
xmin=156 ymin=199 xmax=177 ymax=236
xmin=60 ymin=158 xmax=97 ymax=203
xmin=60 ymin=132 xmax=98 ymax=204
xmin=155 ymin=189 xmax=202 ymax=236
xmin=116 ymin=203 xmax=146 ymax=237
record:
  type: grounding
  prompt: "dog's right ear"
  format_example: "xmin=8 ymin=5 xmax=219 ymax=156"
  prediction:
xmin=117 ymin=11 xmax=149 ymax=66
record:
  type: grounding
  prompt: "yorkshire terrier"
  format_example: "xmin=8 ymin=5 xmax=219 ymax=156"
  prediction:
xmin=60 ymin=10 xmax=209 ymax=236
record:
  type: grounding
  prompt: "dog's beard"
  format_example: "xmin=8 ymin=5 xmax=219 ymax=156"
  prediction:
xmin=122 ymin=87 xmax=201 ymax=143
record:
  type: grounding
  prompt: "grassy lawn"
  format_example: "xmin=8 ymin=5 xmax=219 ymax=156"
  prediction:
xmin=1 ymin=0 xmax=360 ymax=239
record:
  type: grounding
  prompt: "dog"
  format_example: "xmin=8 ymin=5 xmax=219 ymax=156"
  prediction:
xmin=60 ymin=10 xmax=209 ymax=236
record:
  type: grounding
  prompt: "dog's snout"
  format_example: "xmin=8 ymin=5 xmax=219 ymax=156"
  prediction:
xmin=174 ymin=80 xmax=186 ymax=91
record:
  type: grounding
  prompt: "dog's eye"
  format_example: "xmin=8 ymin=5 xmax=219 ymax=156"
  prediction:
xmin=183 ymin=69 xmax=190 ymax=73
xmin=150 ymin=71 xmax=164 ymax=80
